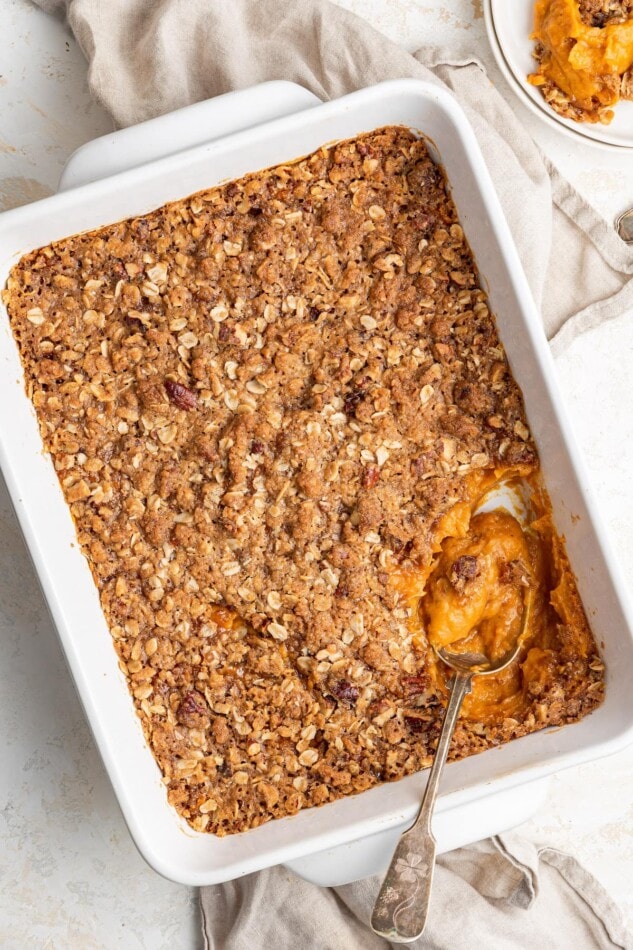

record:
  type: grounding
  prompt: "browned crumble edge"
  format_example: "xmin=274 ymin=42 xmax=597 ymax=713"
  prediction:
xmin=578 ymin=0 xmax=633 ymax=27
xmin=3 ymin=127 xmax=604 ymax=836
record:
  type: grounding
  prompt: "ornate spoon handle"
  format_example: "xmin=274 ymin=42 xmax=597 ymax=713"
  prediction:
xmin=371 ymin=671 xmax=473 ymax=943
xmin=616 ymin=207 xmax=633 ymax=244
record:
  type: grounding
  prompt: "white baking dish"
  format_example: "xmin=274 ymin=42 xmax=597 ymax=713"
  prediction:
xmin=1 ymin=79 xmax=632 ymax=888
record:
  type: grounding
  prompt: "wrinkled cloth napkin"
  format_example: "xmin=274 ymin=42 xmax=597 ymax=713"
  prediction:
xmin=34 ymin=0 xmax=633 ymax=947
xmin=201 ymin=834 xmax=632 ymax=949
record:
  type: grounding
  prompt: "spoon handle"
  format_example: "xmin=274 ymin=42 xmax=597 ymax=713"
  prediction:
xmin=371 ymin=671 xmax=472 ymax=943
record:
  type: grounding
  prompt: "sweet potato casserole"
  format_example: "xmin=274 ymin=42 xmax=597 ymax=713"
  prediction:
xmin=3 ymin=127 xmax=604 ymax=835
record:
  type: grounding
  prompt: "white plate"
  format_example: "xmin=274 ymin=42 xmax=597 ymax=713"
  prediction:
xmin=485 ymin=0 xmax=633 ymax=149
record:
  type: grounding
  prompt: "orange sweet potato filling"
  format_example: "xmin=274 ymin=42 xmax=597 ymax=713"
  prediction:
xmin=528 ymin=0 xmax=633 ymax=122
xmin=398 ymin=480 xmax=591 ymax=725
xmin=421 ymin=510 xmax=529 ymax=662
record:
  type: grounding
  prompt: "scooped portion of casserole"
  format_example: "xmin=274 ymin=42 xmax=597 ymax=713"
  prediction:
xmin=3 ymin=127 xmax=604 ymax=835
xmin=528 ymin=0 xmax=633 ymax=123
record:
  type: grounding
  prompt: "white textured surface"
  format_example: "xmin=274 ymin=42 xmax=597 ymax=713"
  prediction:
xmin=1 ymin=0 xmax=632 ymax=946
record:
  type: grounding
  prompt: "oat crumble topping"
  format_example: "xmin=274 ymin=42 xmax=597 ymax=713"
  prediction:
xmin=578 ymin=0 xmax=633 ymax=27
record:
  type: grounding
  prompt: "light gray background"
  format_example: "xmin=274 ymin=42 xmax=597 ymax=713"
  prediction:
xmin=1 ymin=0 xmax=632 ymax=946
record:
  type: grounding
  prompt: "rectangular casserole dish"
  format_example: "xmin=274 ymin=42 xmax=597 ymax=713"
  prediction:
xmin=1 ymin=78 xmax=632 ymax=886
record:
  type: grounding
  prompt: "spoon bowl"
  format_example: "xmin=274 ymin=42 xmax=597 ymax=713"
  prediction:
xmin=437 ymin=639 xmax=522 ymax=676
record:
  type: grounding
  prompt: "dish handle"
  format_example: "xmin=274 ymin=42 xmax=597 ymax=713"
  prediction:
xmin=57 ymin=81 xmax=321 ymax=192
xmin=284 ymin=776 xmax=551 ymax=886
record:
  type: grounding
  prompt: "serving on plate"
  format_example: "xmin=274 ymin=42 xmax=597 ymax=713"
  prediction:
xmin=485 ymin=0 xmax=633 ymax=148
xmin=1 ymin=80 xmax=632 ymax=886
xmin=529 ymin=0 xmax=633 ymax=124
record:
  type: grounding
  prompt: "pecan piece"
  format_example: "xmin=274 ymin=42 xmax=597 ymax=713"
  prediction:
xmin=404 ymin=715 xmax=427 ymax=734
xmin=450 ymin=555 xmax=479 ymax=591
xmin=176 ymin=690 xmax=209 ymax=727
xmin=125 ymin=315 xmax=145 ymax=332
xmin=334 ymin=584 xmax=350 ymax=599
xmin=343 ymin=388 xmax=364 ymax=417
xmin=415 ymin=212 xmax=437 ymax=233
xmin=218 ymin=323 xmax=233 ymax=341
xmin=412 ymin=453 xmax=434 ymax=476
xmin=498 ymin=559 xmax=531 ymax=587
xmin=402 ymin=674 xmax=430 ymax=695
xmin=165 ymin=379 xmax=198 ymax=410
xmin=362 ymin=465 xmax=380 ymax=489
xmin=329 ymin=679 xmax=360 ymax=704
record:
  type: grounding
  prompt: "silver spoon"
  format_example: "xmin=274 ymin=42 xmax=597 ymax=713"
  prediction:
xmin=371 ymin=592 xmax=532 ymax=944
xmin=616 ymin=208 xmax=633 ymax=244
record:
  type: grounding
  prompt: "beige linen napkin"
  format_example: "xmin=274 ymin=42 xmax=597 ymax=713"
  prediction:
xmin=32 ymin=0 xmax=633 ymax=947
xmin=200 ymin=833 xmax=632 ymax=949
